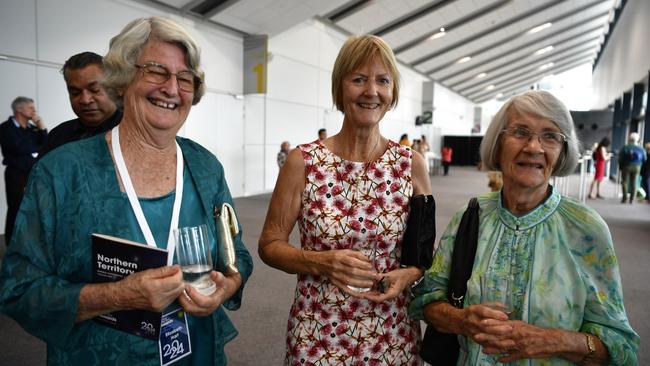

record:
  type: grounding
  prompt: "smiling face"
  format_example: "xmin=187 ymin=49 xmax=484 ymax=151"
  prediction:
xmin=341 ymin=58 xmax=393 ymax=128
xmin=122 ymin=39 xmax=194 ymax=134
xmin=498 ymin=111 xmax=563 ymax=194
xmin=66 ymin=64 xmax=117 ymax=127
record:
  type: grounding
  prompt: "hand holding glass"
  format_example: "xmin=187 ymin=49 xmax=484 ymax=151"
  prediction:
xmin=347 ymin=240 xmax=377 ymax=293
xmin=175 ymin=225 xmax=216 ymax=296
xmin=480 ymin=273 xmax=513 ymax=317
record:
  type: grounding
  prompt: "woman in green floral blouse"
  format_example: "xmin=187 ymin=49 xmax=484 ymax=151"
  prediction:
xmin=410 ymin=91 xmax=638 ymax=365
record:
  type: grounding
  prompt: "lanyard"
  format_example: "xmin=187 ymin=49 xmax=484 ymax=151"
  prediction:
xmin=111 ymin=126 xmax=183 ymax=265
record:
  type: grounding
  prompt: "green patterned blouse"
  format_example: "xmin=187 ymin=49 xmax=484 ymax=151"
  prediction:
xmin=409 ymin=187 xmax=639 ymax=365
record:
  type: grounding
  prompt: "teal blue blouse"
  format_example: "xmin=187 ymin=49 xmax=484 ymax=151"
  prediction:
xmin=409 ymin=187 xmax=639 ymax=365
xmin=137 ymin=167 xmax=214 ymax=366
xmin=0 ymin=134 xmax=253 ymax=366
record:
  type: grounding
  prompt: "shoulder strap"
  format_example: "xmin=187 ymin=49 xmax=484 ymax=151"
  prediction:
xmin=447 ymin=197 xmax=480 ymax=309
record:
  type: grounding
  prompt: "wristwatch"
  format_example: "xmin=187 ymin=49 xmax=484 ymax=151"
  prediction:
xmin=580 ymin=333 xmax=596 ymax=365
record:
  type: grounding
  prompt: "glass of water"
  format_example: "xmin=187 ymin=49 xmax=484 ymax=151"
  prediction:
xmin=480 ymin=272 xmax=514 ymax=317
xmin=174 ymin=224 xmax=216 ymax=296
xmin=346 ymin=239 xmax=378 ymax=293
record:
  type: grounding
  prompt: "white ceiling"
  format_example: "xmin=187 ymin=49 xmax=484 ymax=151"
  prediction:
xmin=147 ymin=0 xmax=620 ymax=103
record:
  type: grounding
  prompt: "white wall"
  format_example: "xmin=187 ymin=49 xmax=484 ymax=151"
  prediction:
xmin=245 ymin=19 xmax=433 ymax=194
xmin=592 ymin=0 xmax=650 ymax=109
xmin=0 ymin=0 xmax=244 ymax=234
xmin=433 ymin=82 xmax=475 ymax=139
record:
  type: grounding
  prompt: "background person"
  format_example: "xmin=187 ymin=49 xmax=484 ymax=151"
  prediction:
xmin=399 ymin=133 xmax=410 ymax=146
xmin=259 ymin=35 xmax=431 ymax=365
xmin=40 ymin=51 xmax=121 ymax=156
xmin=641 ymin=142 xmax=650 ymax=203
xmin=410 ymin=91 xmax=638 ymax=365
xmin=318 ymin=127 xmax=327 ymax=141
xmin=588 ymin=137 xmax=610 ymax=199
xmin=441 ymin=145 xmax=453 ymax=175
xmin=0 ymin=96 xmax=47 ymax=245
xmin=0 ymin=17 xmax=253 ymax=365
xmin=618 ymin=132 xmax=647 ymax=204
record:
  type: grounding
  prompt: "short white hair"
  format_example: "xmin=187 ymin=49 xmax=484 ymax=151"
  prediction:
xmin=103 ymin=16 xmax=205 ymax=107
xmin=480 ymin=90 xmax=581 ymax=177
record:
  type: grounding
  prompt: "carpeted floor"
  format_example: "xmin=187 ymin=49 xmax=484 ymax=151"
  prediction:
xmin=1 ymin=167 xmax=647 ymax=365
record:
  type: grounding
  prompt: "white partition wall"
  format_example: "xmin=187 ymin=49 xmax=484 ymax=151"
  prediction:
xmin=0 ymin=0 xmax=244 ymax=234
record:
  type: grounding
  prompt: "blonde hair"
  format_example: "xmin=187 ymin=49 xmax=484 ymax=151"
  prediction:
xmin=331 ymin=35 xmax=400 ymax=112
xmin=480 ymin=90 xmax=581 ymax=177
xmin=103 ymin=16 xmax=205 ymax=107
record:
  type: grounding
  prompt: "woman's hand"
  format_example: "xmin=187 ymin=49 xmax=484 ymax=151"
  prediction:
xmin=460 ymin=305 xmax=514 ymax=351
xmin=119 ymin=265 xmax=186 ymax=312
xmin=314 ymin=249 xmax=379 ymax=297
xmin=178 ymin=271 xmax=242 ymax=317
xmin=483 ymin=323 xmax=607 ymax=364
xmin=360 ymin=266 xmax=422 ymax=302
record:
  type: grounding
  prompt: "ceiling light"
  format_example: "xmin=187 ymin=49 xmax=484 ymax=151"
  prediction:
xmin=457 ymin=56 xmax=472 ymax=64
xmin=486 ymin=85 xmax=495 ymax=91
xmin=528 ymin=22 xmax=552 ymax=34
xmin=476 ymin=72 xmax=487 ymax=79
xmin=496 ymin=93 xmax=503 ymax=98
xmin=534 ymin=46 xmax=554 ymax=56
xmin=428 ymin=31 xmax=446 ymax=40
xmin=539 ymin=62 xmax=554 ymax=71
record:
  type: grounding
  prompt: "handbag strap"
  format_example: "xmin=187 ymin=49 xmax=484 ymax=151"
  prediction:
xmin=446 ymin=197 xmax=480 ymax=309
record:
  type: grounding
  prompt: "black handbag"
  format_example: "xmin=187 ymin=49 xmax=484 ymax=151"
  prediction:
xmin=420 ymin=197 xmax=480 ymax=365
xmin=401 ymin=194 xmax=436 ymax=268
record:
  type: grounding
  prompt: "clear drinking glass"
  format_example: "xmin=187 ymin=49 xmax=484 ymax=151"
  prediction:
xmin=480 ymin=273 xmax=514 ymax=317
xmin=174 ymin=224 xmax=217 ymax=296
xmin=346 ymin=240 xmax=378 ymax=293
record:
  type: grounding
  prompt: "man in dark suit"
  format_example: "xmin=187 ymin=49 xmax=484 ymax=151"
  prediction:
xmin=40 ymin=52 xmax=121 ymax=156
xmin=0 ymin=97 xmax=47 ymax=245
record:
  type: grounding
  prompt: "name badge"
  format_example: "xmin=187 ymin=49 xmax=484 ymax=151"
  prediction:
xmin=159 ymin=307 xmax=192 ymax=366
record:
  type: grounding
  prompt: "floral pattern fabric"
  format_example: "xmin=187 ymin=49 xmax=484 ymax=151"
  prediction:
xmin=285 ymin=140 xmax=422 ymax=366
xmin=409 ymin=188 xmax=639 ymax=365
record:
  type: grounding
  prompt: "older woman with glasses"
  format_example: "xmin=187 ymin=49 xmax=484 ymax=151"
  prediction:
xmin=0 ymin=17 xmax=252 ymax=365
xmin=410 ymin=91 xmax=638 ymax=365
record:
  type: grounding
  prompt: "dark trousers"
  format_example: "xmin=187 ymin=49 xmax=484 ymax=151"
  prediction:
xmin=442 ymin=162 xmax=451 ymax=175
xmin=4 ymin=167 xmax=28 ymax=246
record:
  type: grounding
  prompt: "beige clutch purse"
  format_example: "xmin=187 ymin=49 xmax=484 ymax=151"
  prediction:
xmin=215 ymin=203 xmax=239 ymax=274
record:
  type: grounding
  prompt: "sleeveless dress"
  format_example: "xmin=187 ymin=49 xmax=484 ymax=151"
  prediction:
xmin=285 ymin=140 xmax=422 ymax=366
xmin=594 ymin=148 xmax=606 ymax=181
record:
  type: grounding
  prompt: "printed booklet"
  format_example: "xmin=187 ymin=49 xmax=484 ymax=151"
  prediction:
xmin=92 ymin=233 xmax=168 ymax=340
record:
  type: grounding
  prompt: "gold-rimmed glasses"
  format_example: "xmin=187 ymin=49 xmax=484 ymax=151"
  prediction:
xmin=134 ymin=62 xmax=201 ymax=93
xmin=500 ymin=126 xmax=567 ymax=149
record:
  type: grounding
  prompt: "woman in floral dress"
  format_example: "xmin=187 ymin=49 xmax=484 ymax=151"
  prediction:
xmin=259 ymin=35 xmax=431 ymax=365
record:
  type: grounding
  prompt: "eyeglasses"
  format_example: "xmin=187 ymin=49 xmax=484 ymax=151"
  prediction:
xmin=500 ymin=127 xmax=567 ymax=149
xmin=134 ymin=62 xmax=200 ymax=92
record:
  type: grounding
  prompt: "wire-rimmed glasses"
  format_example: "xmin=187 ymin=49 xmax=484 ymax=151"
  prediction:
xmin=134 ymin=62 xmax=201 ymax=93
xmin=500 ymin=126 xmax=567 ymax=149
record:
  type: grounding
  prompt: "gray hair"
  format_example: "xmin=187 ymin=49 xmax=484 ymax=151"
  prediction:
xmin=102 ymin=16 xmax=205 ymax=107
xmin=480 ymin=90 xmax=580 ymax=177
xmin=628 ymin=132 xmax=640 ymax=144
xmin=11 ymin=96 xmax=34 ymax=113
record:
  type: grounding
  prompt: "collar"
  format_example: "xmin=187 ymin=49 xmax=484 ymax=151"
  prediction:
xmin=75 ymin=109 xmax=123 ymax=133
xmin=498 ymin=185 xmax=561 ymax=231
